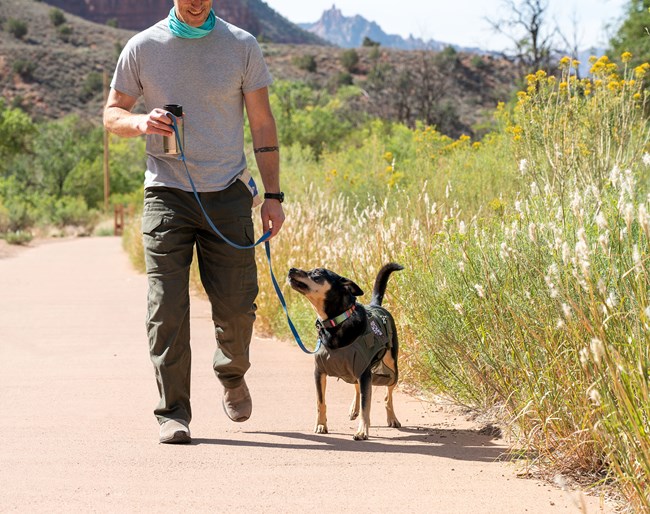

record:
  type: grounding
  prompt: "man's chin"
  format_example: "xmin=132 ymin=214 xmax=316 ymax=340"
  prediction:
xmin=182 ymin=11 xmax=207 ymax=26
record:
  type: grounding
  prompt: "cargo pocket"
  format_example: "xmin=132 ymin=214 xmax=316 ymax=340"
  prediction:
xmin=241 ymin=216 xmax=255 ymax=246
xmin=141 ymin=211 xmax=168 ymax=237
xmin=141 ymin=212 xmax=172 ymax=272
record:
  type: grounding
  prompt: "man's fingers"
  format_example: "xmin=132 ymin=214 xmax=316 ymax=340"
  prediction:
xmin=144 ymin=113 xmax=173 ymax=135
xmin=261 ymin=205 xmax=285 ymax=240
xmin=270 ymin=218 xmax=284 ymax=237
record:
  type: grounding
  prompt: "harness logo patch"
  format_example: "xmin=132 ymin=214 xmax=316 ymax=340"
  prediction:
xmin=370 ymin=320 xmax=383 ymax=337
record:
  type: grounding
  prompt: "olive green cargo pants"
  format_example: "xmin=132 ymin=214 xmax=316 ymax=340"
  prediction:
xmin=141 ymin=182 xmax=258 ymax=425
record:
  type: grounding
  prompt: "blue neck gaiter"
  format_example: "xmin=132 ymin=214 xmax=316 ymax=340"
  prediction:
xmin=168 ymin=7 xmax=216 ymax=38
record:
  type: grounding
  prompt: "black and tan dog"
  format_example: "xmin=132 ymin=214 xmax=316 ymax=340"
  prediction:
xmin=287 ymin=263 xmax=403 ymax=440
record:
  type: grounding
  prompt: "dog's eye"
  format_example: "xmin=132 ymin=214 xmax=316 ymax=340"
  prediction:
xmin=310 ymin=271 xmax=325 ymax=283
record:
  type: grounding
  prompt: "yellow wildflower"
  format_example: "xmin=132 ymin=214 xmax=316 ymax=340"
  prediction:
xmin=634 ymin=63 xmax=650 ymax=78
xmin=608 ymin=81 xmax=620 ymax=92
xmin=621 ymin=52 xmax=632 ymax=63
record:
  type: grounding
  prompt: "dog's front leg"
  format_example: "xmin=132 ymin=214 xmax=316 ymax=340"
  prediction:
xmin=349 ymin=382 xmax=360 ymax=420
xmin=385 ymin=383 xmax=401 ymax=428
xmin=314 ymin=369 xmax=328 ymax=434
xmin=354 ymin=368 xmax=372 ymax=440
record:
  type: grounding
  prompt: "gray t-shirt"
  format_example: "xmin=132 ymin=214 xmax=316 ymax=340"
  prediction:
xmin=111 ymin=17 xmax=273 ymax=192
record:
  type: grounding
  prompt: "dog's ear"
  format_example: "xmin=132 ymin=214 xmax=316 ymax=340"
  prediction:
xmin=342 ymin=278 xmax=364 ymax=297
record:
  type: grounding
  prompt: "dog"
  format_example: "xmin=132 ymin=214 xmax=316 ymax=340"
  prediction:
xmin=287 ymin=263 xmax=403 ymax=440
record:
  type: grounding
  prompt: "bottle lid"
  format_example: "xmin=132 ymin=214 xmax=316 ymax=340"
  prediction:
xmin=163 ymin=104 xmax=183 ymax=116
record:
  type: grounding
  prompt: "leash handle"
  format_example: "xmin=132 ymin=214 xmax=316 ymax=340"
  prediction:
xmin=168 ymin=114 xmax=320 ymax=354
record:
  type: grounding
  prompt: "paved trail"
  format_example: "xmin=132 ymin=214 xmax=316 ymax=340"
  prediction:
xmin=0 ymin=237 xmax=609 ymax=513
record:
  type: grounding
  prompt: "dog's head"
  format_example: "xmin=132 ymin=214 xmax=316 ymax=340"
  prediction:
xmin=287 ymin=267 xmax=363 ymax=320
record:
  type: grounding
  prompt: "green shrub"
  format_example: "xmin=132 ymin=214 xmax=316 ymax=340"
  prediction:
xmin=0 ymin=201 xmax=9 ymax=233
xmin=5 ymin=230 xmax=33 ymax=245
xmin=336 ymin=72 xmax=353 ymax=86
xmin=362 ymin=37 xmax=380 ymax=47
xmin=268 ymin=82 xmax=366 ymax=159
xmin=6 ymin=18 xmax=27 ymax=39
xmin=81 ymin=72 xmax=103 ymax=101
xmin=57 ymin=24 xmax=72 ymax=41
xmin=341 ymin=49 xmax=359 ymax=73
xmin=48 ymin=196 xmax=98 ymax=229
xmin=12 ymin=59 xmax=36 ymax=80
xmin=470 ymin=54 xmax=489 ymax=70
xmin=292 ymin=54 xmax=317 ymax=73
xmin=49 ymin=8 xmax=65 ymax=27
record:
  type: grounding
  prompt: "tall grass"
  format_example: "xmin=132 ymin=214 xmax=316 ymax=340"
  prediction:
xmin=122 ymin=54 xmax=650 ymax=510
xmin=257 ymin=54 xmax=650 ymax=509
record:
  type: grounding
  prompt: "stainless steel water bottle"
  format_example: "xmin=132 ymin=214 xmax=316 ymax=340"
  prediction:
xmin=163 ymin=104 xmax=184 ymax=155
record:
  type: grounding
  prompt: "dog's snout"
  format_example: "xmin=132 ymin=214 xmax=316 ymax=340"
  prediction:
xmin=288 ymin=267 xmax=306 ymax=278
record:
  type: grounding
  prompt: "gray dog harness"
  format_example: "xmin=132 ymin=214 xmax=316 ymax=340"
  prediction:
xmin=315 ymin=306 xmax=396 ymax=386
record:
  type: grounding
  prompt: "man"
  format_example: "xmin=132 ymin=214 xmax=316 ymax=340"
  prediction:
xmin=103 ymin=0 xmax=285 ymax=444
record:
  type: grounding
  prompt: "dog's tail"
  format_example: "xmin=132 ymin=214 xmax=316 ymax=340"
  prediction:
xmin=370 ymin=263 xmax=404 ymax=307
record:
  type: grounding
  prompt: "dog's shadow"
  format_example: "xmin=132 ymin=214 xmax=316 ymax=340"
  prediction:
xmin=191 ymin=425 xmax=515 ymax=463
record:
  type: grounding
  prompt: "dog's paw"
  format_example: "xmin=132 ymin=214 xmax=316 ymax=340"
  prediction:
xmin=353 ymin=431 xmax=369 ymax=441
xmin=315 ymin=424 xmax=328 ymax=434
xmin=349 ymin=410 xmax=359 ymax=421
xmin=387 ymin=418 xmax=402 ymax=428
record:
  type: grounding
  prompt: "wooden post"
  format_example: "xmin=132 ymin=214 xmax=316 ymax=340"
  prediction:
xmin=114 ymin=204 xmax=125 ymax=236
xmin=103 ymin=70 xmax=110 ymax=212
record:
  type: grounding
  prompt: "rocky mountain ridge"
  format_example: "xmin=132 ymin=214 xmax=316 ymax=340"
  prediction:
xmin=299 ymin=5 xmax=480 ymax=52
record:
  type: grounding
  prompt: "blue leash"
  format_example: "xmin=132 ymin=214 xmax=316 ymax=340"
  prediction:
xmin=168 ymin=114 xmax=320 ymax=355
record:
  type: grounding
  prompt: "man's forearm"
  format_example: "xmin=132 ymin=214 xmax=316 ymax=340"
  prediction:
xmin=251 ymin=122 xmax=281 ymax=193
xmin=255 ymin=152 xmax=280 ymax=193
xmin=103 ymin=107 xmax=147 ymax=138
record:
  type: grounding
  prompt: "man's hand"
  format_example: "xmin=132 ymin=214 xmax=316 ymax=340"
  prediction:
xmin=104 ymin=88 xmax=176 ymax=139
xmin=137 ymin=108 xmax=176 ymax=137
xmin=261 ymin=199 xmax=285 ymax=239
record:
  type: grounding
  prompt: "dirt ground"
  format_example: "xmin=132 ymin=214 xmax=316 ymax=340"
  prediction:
xmin=0 ymin=237 xmax=613 ymax=513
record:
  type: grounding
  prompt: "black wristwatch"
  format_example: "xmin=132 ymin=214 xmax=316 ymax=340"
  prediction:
xmin=264 ymin=192 xmax=284 ymax=203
